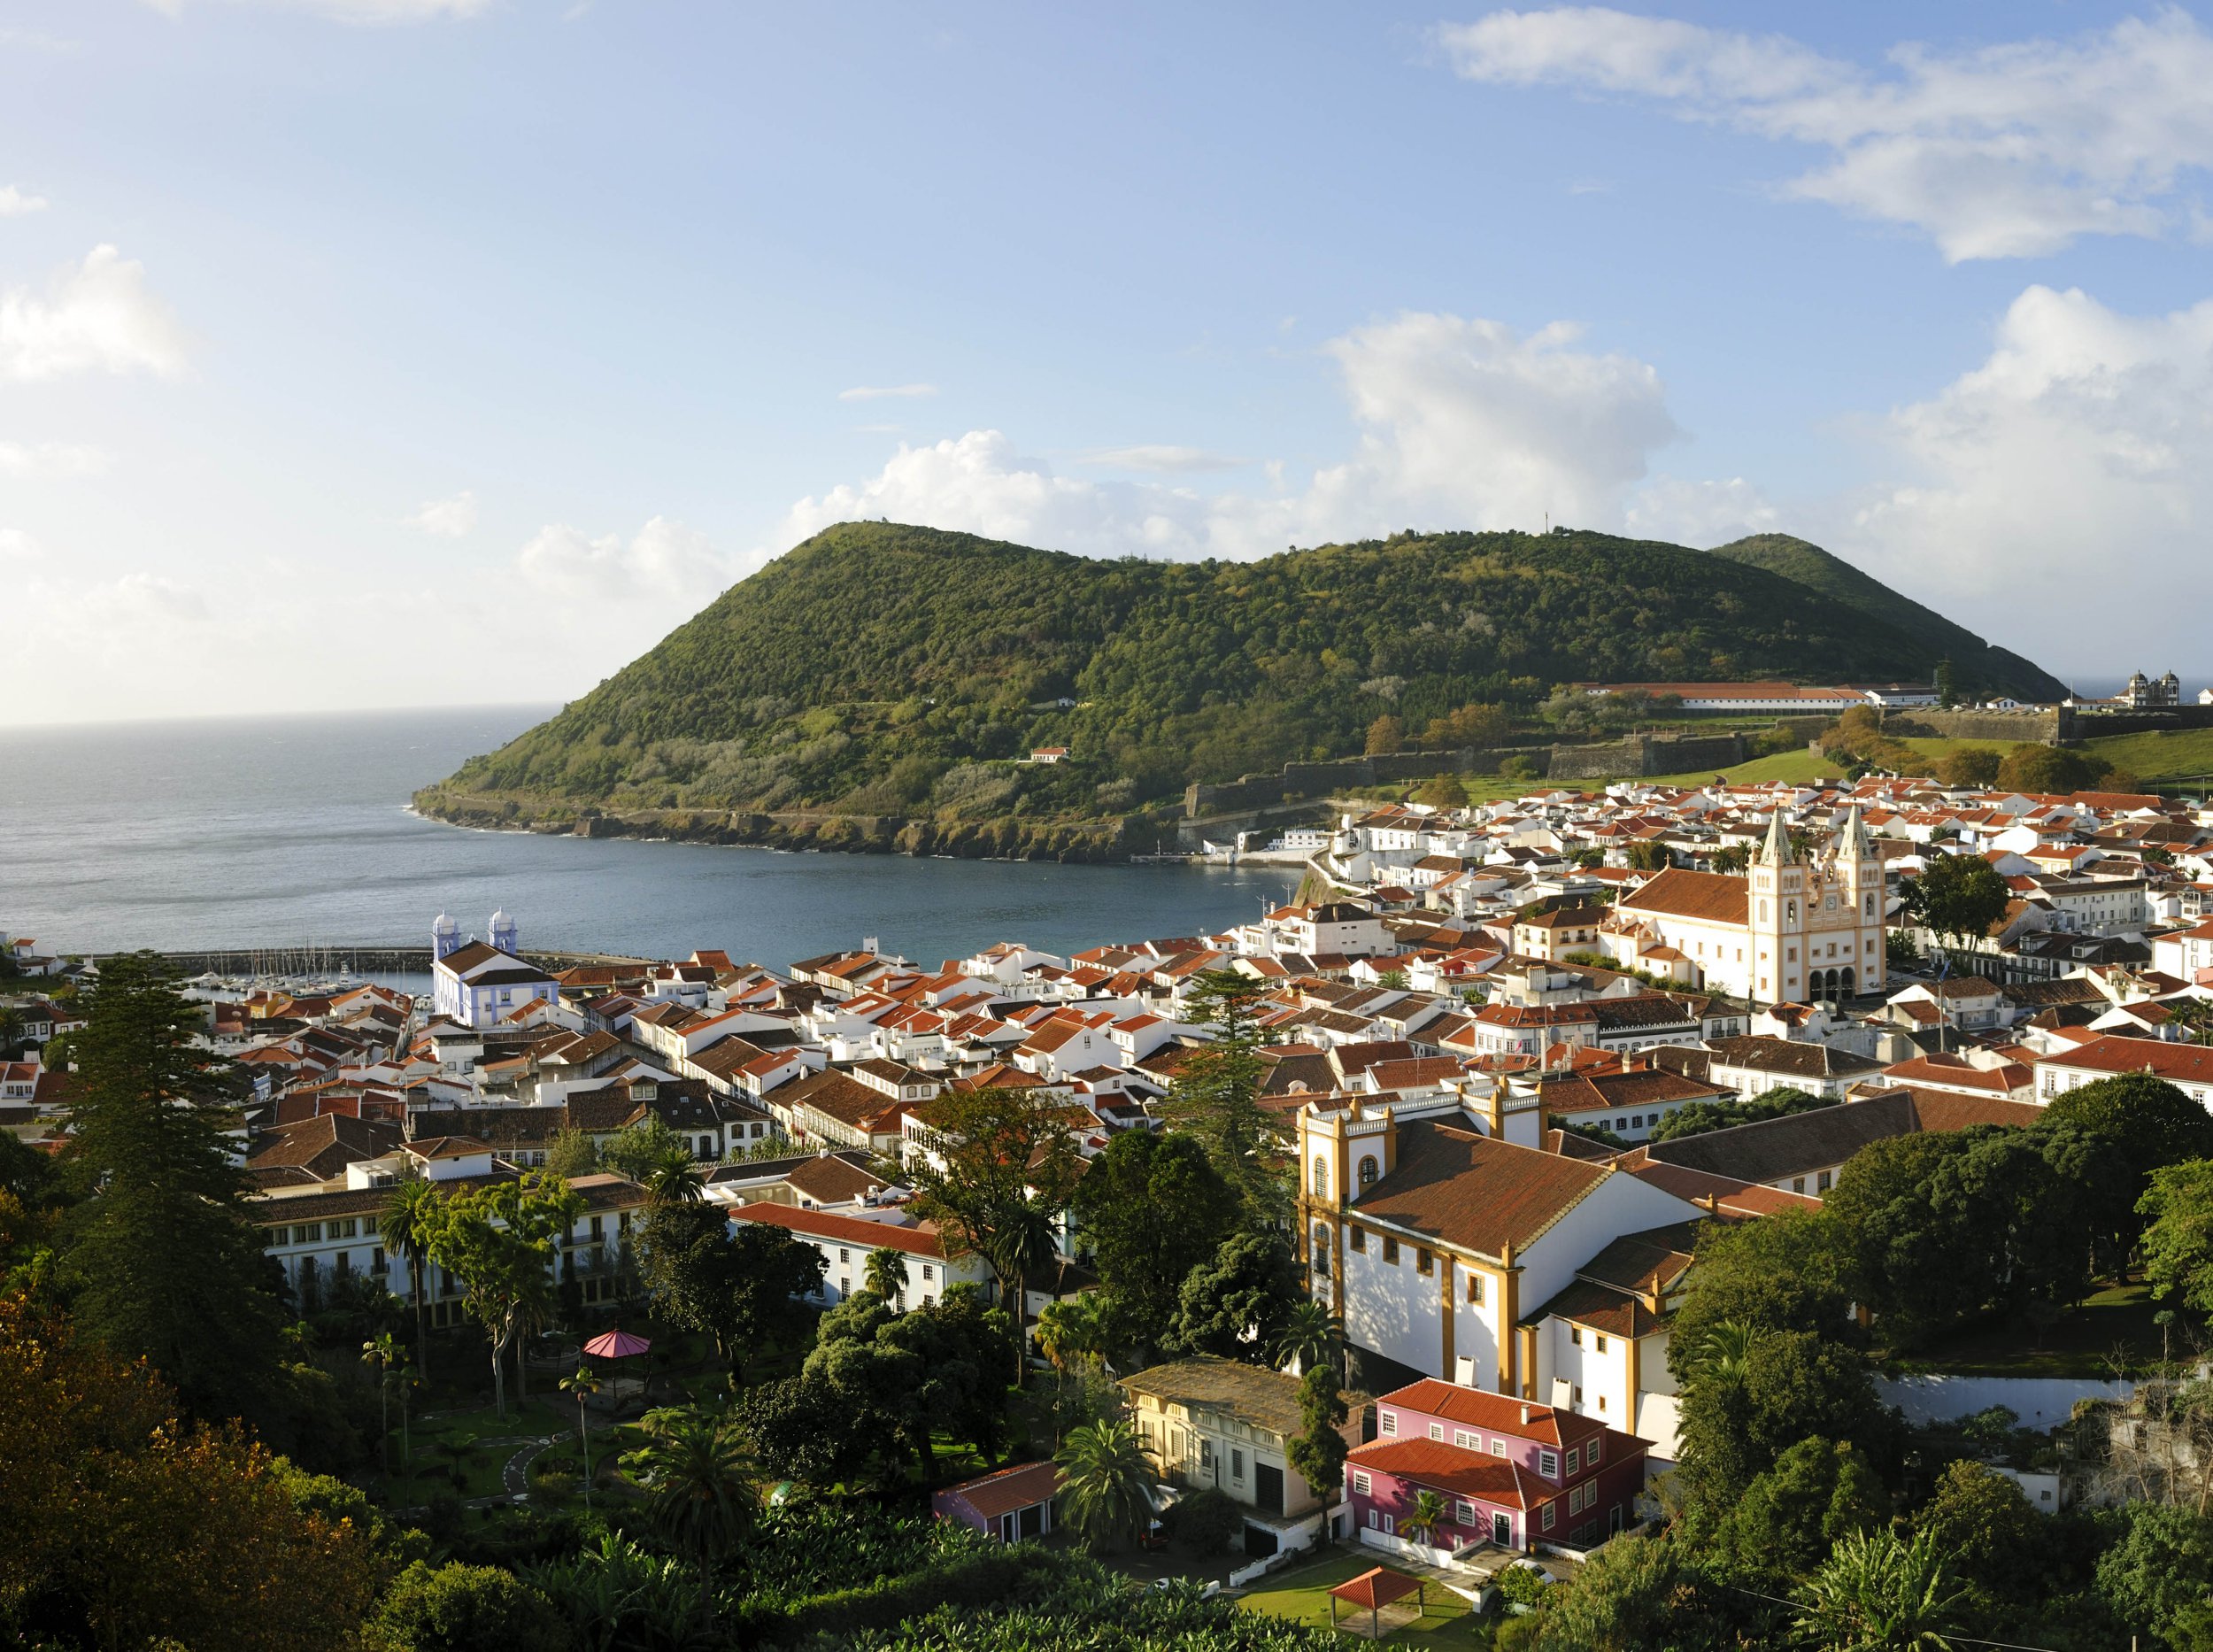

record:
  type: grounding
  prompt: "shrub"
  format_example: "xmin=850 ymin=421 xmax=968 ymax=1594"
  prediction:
xmin=1167 ymin=1486 xmax=1244 ymax=1555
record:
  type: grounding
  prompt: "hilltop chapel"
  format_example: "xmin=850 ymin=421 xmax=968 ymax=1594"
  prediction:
xmin=1608 ymin=807 xmax=1885 ymax=1006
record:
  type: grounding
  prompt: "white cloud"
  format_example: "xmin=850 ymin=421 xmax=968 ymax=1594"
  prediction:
xmin=405 ymin=490 xmax=478 ymax=537
xmin=1623 ymin=475 xmax=1779 ymax=545
xmin=0 ymin=528 xmax=40 ymax=560
xmin=516 ymin=515 xmax=740 ymax=603
xmin=0 ymin=245 xmax=187 ymax=382
xmin=780 ymin=309 xmax=1683 ymax=560
xmin=0 ymin=440 xmax=112 ymax=477
xmin=1826 ymin=284 xmax=2213 ymax=665
xmin=837 ymin=382 xmax=937 ymax=401
xmin=140 ymin=0 xmax=496 ymax=20
xmin=1438 ymin=8 xmax=2213 ymax=260
xmin=97 ymin=572 xmax=210 ymax=624
xmin=1076 ymin=445 xmax=1249 ymax=474
xmin=0 ymin=185 xmax=48 ymax=217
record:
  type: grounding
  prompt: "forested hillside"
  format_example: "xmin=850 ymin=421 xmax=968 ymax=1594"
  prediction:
xmin=1706 ymin=533 xmax=2065 ymax=701
xmin=418 ymin=521 xmax=2059 ymax=830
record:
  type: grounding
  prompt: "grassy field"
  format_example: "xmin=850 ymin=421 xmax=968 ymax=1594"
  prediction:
xmin=1239 ymin=1550 xmax=1492 ymax=1647
xmin=1889 ymin=1282 xmax=2168 ymax=1380
xmin=2079 ymin=726 xmax=2213 ymax=787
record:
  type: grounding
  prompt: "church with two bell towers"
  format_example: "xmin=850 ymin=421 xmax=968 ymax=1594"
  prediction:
xmin=1612 ymin=807 xmax=1886 ymax=1007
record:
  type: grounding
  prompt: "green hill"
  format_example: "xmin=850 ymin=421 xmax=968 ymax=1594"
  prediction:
xmin=1706 ymin=533 xmax=2065 ymax=701
xmin=415 ymin=521 xmax=2063 ymax=843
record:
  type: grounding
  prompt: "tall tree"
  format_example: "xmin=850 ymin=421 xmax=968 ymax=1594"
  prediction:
xmin=1286 ymin=1363 xmax=1348 ymax=1508
xmin=637 ymin=1201 xmax=824 ymax=1378
xmin=906 ymin=1085 xmax=1083 ymax=1386
xmin=1160 ymin=969 xmax=1285 ymax=1224
xmin=1069 ymin=1127 xmax=1238 ymax=1358
xmin=429 ymin=1170 xmax=582 ymax=1418
xmin=381 ymin=1177 xmax=444 ymax=1381
xmin=1170 ymin=1230 xmax=1304 ymax=1363
xmin=1901 ymin=853 xmax=2011 ymax=955
xmin=56 ymin=953 xmax=288 ymax=1429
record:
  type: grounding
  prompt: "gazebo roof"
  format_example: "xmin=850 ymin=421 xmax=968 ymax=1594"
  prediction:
xmin=1331 ymin=1566 xmax=1423 ymax=1612
xmin=583 ymin=1328 xmax=652 ymax=1358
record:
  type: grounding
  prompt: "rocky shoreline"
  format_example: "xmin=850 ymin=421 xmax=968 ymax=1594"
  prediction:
xmin=410 ymin=790 xmax=1162 ymax=863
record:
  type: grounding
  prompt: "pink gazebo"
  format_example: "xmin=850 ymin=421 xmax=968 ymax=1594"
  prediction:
xmin=582 ymin=1326 xmax=652 ymax=1404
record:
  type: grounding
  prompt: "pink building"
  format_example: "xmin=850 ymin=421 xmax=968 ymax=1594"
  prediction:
xmin=1345 ymin=1380 xmax=1646 ymax=1554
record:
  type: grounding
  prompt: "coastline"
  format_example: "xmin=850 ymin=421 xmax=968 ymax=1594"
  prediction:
xmin=409 ymin=789 xmax=1172 ymax=864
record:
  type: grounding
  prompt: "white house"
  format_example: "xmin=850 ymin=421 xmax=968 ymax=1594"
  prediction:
xmin=431 ymin=913 xmax=559 ymax=1030
xmin=724 ymin=1200 xmax=991 ymax=1308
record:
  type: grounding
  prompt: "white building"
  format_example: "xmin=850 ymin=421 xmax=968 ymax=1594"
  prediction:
xmin=431 ymin=912 xmax=559 ymax=1030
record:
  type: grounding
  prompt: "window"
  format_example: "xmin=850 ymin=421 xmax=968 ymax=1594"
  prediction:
xmin=1541 ymin=1501 xmax=1556 ymax=1531
xmin=1231 ymin=1448 xmax=1245 ymax=1480
xmin=1416 ymin=1247 xmax=1434 ymax=1276
xmin=1351 ymin=1225 xmax=1368 ymax=1253
xmin=1594 ymin=1333 xmax=1608 ymax=1354
xmin=1453 ymin=1429 xmax=1477 ymax=1449
xmin=1358 ymin=1154 xmax=1379 ymax=1187
xmin=1572 ymin=1385 xmax=1583 ymax=1404
xmin=1200 ymin=1439 xmax=1213 ymax=1468
xmin=1569 ymin=1327 xmax=1583 ymax=1347
xmin=1312 ymin=1155 xmax=1329 ymax=1197
xmin=1382 ymin=1236 xmax=1400 ymax=1265
xmin=1816 ymin=1170 xmax=1832 ymax=1193
xmin=1465 ymin=1274 xmax=1484 ymax=1305
xmin=1455 ymin=1498 xmax=1477 ymax=1525
xmin=1792 ymin=1177 xmax=1807 ymax=1193
xmin=838 ymin=1247 xmax=851 ymax=1264
xmin=1538 ymin=1450 xmax=1559 ymax=1478
xmin=1598 ymin=1395 xmax=1607 ymax=1413
xmin=1490 ymin=1440 xmax=1507 ymax=1456
xmin=1379 ymin=1409 xmax=1398 ymax=1437
xmin=1588 ymin=1437 xmax=1600 ymax=1463
xmin=1566 ymin=1447 xmax=1580 ymax=1475
xmin=922 ymin=1264 xmax=935 ymax=1281
xmin=1429 ymin=1422 xmax=1444 ymax=1441
xmin=1352 ymin=1471 xmax=1372 ymax=1496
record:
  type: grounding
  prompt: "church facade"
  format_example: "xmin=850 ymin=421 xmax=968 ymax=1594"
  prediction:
xmin=1608 ymin=810 xmax=1885 ymax=1006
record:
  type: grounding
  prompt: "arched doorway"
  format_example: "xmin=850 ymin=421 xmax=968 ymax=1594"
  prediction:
xmin=1840 ymin=967 xmax=1855 ymax=997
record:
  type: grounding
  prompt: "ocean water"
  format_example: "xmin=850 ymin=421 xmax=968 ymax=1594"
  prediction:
xmin=0 ymin=707 xmax=1299 ymax=966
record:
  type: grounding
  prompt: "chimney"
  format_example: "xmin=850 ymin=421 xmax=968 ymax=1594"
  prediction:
xmin=1520 ymin=1402 xmax=1531 ymax=1424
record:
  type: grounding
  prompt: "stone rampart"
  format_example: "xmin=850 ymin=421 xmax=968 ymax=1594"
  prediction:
xmin=1881 ymin=706 xmax=2070 ymax=745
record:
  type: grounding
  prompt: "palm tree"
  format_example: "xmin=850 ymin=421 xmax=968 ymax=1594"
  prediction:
xmin=1684 ymin=1319 xmax=1758 ymax=1388
xmin=980 ymin=1202 xmax=1059 ymax=1386
xmin=1273 ymin=1298 xmax=1339 ymax=1378
xmin=0 ymin=1006 xmax=26 ymax=1060
xmin=622 ymin=1404 xmax=756 ymax=1629
xmin=2170 ymin=997 xmax=2213 ymax=1048
xmin=1401 ymin=1488 xmax=1448 ymax=1549
xmin=1037 ymin=1292 xmax=1114 ymax=1372
xmin=382 ymin=1177 xmax=444 ymax=1380
xmin=645 ymin=1154 xmax=706 ymax=1207
xmin=1053 ymin=1417 xmax=1155 ymax=1554
xmin=560 ymin=1365 xmax=601 ymax=1509
xmin=1796 ymin=1529 xmax=1965 ymax=1652
xmin=362 ymin=1330 xmax=400 ymax=1472
xmin=392 ymin=1358 xmax=419 ymax=1494
xmin=863 ymin=1245 xmax=908 ymax=1306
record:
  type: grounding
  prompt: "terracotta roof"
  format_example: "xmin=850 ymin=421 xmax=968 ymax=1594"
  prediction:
xmin=1706 ymin=1035 xmax=1885 ymax=1080
xmin=726 ymin=1201 xmax=947 ymax=1257
xmin=938 ymin=1459 xmax=1061 ymax=1520
xmin=1376 ymin=1378 xmax=1607 ymax=1449
xmin=2041 ymin=1035 xmax=2213 ymax=1086
xmin=1351 ymin=1122 xmax=1612 ymax=1261
xmin=1616 ymin=868 xmax=1749 ymax=926
xmin=1332 ymin=1567 xmax=1425 ymax=1611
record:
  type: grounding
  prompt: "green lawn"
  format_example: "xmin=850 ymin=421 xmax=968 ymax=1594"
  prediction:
xmin=1888 ymin=1281 xmax=2169 ymax=1380
xmin=376 ymin=1395 xmax=568 ymax=1502
xmin=2079 ymin=725 xmax=2213 ymax=788
xmin=1240 ymin=1550 xmax=1492 ymax=1648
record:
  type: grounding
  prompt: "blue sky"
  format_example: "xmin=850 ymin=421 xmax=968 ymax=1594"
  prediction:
xmin=5 ymin=0 xmax=2213 ymax=723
